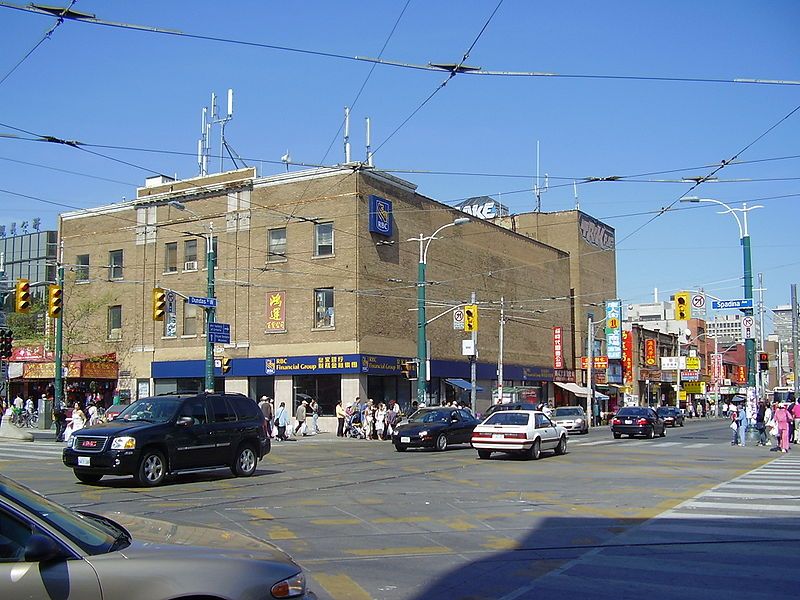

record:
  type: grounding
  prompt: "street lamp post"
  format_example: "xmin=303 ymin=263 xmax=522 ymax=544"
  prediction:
xmin=408 ymin=217 xmax=470 ymax=406
xmin=170 ymin=201 xmax=216 ymax=392
xmin=681 ymin=197 xmax=762 ymax=390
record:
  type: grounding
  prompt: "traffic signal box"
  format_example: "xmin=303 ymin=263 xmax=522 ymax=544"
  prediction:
xmin=15 ymin=278 xmax=31 ymax=313
xmin=758 ymin=352 xmax=769 ymax=372
xmin=0 ymin=329 xmax=13 ymax=359
xmin=152 ymin=288 xmax=166 ymax=321
xmin=464 ymin=304 xmax=479 ymax=332
xmin=221 ymin=357 xmax=232 ymax=374
xmin=674 ymin=291 xmax=691 ymax=320
xmin=48 ymin=284 xmax=63 ymax=318
xmin=400 ymin=360 xmax=417 ymax=379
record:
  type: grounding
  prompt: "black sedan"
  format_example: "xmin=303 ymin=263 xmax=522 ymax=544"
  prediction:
xmin=656 ymin=406 xmax=685 ymax=427
xmin=610 ymin=406 xmax=666 ymax=439
xmin=392 ymin=407 xmax=479 ymax=451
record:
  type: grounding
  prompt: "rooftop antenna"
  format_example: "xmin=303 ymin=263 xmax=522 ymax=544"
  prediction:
xmin=344 ymin=107 xmax=352 ymax=163
xmin=214 ymin=89 xmax=235 ymax=172
xmin=573 ymin=180 xmax=580 ymax=211
xmin=365 ymin=117 xmax=374 ymax=167
xmin=534 ymin=140 xmax=549 ymax=212
xmin=197 ymin=105 xmax=211 ymax=176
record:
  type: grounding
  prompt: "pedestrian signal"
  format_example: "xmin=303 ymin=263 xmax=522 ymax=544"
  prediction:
xmin=758 ymin=352 xmax=769 ymax=372
xmin=464 ymin=304 xmax=478 ymax=332
xmin=0 ymin=329 xmax=13 ymax=358
xmin=48 ymin=284 xmax=63 ymax=318
xmin=15 ymin=278 xmax=31 ymax=313
xmin=673 ymin=292 xmax=690 ymax=320
xmin=221 ymin=357 xmax=232 ymax=374
xmin=152 ymin=287 xmax=166 ymax=321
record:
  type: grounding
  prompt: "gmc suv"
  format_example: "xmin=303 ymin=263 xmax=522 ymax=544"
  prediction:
xmin=62 ymin=393 xmax=270 ymax=486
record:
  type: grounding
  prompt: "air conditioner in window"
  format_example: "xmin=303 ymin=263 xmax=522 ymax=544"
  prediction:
xmin=184 ymin=261 xmax=198 ymax=271
xmin=108 ymin=328 xmax=122 ymax=341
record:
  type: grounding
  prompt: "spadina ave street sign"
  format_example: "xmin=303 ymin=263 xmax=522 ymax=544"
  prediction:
xmin=711 ymin=299 xmax=753 ymax=310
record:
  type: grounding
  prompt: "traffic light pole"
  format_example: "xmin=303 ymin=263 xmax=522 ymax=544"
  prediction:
xmin=742 ymin=232 xmax=755 ymax=388
xmin=205 ymin=225 xmax=216 ymax=392
xmin=54 ymin=243 xmax=64 ymax=407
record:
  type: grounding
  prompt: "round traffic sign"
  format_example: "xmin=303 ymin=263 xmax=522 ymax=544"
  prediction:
xmin=742 ymin=316 xmax=754 ymax=328
xmin=454 ymin=309 xmax=464 ymax=322
xmin=691 ymin=294 xmax=705 ymax=309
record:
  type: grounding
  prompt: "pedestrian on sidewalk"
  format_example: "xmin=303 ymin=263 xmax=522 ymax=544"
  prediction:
xmin=755 ymin=400 xmax=769 ymax=446
xmin=275 ymin=401 xmax=289 ymax=441
xmin=729 ymin=405 xmax=740 ymax=445
xmin=791 ymin=399 xmax=800 ymax=444
xmin=294 ymin=400 xmax=307 ymax=437
xmin=774 ymin=402 xmax=791 ymax=453
xmin=335 ymin=400 xmax=346 ymax=437
xmin=737 ymin=402 xmax=748 ymax=446
xmin=310 ymin=399 xmax=320 ymax=435
xmin=52 ymin=398 xmax=67 ymax=442
xmin=258 ymin=396 xmax=274 ymax=438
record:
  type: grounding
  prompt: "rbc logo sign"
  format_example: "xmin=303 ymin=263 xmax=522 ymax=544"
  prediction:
xmin=369 ymin=195 xmax=393 ymax=237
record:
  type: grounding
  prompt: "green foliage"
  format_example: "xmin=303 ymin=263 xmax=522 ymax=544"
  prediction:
xmin=5 ymin=299 xmax=46 ymax=344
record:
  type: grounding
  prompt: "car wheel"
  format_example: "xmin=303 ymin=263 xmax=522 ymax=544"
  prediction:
xmin=394 ymin=443 xmax=407 ymax=452
xmin=435 ymin=433 xmax=448 ymax=452
xmin=613 ymin=432 xmax=621 ymax=439
xmin=137 ymin=449 xmax=167 ymax=487
xmin=477 ymin=450 xmax=492 ymax=460
xmin=647 ymin=427 xmax=655 ymax=440
xmin=554 ymin=436 xmax=567 ymax=455
xmin=529 ymin=438 xmax=542 ymax=460
xmin=660 ymin=426 xmax=666 ymax=438
xmin=232 ymin=444 xmax=257 ymax=477
xmin=74 ymin=470 xmax=102 ymax=484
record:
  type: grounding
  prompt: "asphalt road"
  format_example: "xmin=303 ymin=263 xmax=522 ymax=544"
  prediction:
xmin=2 ymin=418 xmax=798 ymax=600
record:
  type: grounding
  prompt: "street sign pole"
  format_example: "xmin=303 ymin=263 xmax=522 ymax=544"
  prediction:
xmin=742 ymin=232 xmax=756 ymax=389
xmin=205 ymin=225 xmax=216 ymax=392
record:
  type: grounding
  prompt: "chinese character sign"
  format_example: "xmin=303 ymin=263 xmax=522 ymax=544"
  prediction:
xmin=736 ymin=365 xmax=747 ymax=383
xmin=645 ymin=339 xmax=657 ymax=367
xmin=605 ymin=300 xmax=622 ymax=360
xmin=553 ymin=326 xmax=564 ymax=369
xmin=265 ymin=291 xmax=286 ymax=332
xmin=622 ymin=330 xmax=633 ymax=384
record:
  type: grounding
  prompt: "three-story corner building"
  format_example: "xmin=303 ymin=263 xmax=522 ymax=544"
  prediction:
xmin=59 ymin=164 xmax=615 ymax=423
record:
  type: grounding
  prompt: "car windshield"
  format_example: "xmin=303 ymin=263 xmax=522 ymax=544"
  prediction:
xmin=407 ymin=409 xmax=451 ymax=423
xmin=117 ymin=397 xmax=183 ymax=423
xmin=617 ymin=407 xmax=649 ymax=417
xmin=554 ymin=408 xmax=583 ymax=417
xmin=0 ymin=475 xmax=121 ymax=555
xmin=484 ymin=412 xmax=530 ymax=426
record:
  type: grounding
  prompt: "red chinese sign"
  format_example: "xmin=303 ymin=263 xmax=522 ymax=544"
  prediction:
xmin=645 ymin=339 xmax=657 ymax=366
xmin=553 ymin=326 xmax=564 ymax=369
xmin=712 ymin=353 xmax=723 ymax=380
xmin=622 ymin=330 xmax=633 ymax=384
xmin=580 ymin=356 xmax=608 ymax=369
xmin=265 ymin=291 xmax=286 ymax=333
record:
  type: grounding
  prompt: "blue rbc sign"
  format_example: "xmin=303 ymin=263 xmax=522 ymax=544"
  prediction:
xmin=368 ymin=195 xmax=393 ymax=237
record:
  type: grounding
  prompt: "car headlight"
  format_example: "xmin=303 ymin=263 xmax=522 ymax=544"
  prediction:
xmin=271 ymin=571 xmax=305 ymax=598
xmin=418 ymin=430 xmax=428 ymax=437
xmin=111 ymin=437 xmax=136 ymax=450
xmin=575 ymin=418 xmax=584 ymax=424
xmin=68 ymin=437 xmax=78 ymax=449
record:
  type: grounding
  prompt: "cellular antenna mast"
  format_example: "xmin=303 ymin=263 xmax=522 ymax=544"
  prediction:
xmin=198 ymin=104 xmax=211 ymax=176
xmin=344 ymin=107 xmax=351 ymax=163
xmin=365 ymin=117 xmax=374 ymax=167
xmin=573 ymin=180 xmax=580 ymax=211
xmin=534 ymin=140 xmax=549 ymax=212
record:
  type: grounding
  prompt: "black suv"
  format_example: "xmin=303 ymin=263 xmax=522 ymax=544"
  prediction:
xmin=62 ymin=393 xmax=270 ymax=486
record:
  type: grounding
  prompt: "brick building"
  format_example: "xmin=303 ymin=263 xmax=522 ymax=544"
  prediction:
xmin=59 ymin=166 xmax=617 ymax=423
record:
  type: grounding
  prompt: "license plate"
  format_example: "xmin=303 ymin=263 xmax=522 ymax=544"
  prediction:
xmin=400 ymin=437 xmax=410 ymax=443
xmin=625 ymin=419 xmax=632 ymax=424
xmin=78 ymin=456 xmax=91 ymax=467
xmin=492 ymin=433 xmax=504 ymax=439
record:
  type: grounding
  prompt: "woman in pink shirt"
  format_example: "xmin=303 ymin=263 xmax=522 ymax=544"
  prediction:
xmin=774 ymin=403 xmax=792 ymax=453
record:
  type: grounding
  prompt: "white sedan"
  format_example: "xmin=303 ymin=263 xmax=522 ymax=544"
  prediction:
xmin=471 ymin=410 xmax=568 ymax=460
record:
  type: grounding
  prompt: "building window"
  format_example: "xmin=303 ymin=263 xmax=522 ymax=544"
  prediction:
xmin=314 ymin=222 xmax=333 ymax=257
xmin=314 ymin=288 xmax=334 ymax=328
xmin=75 ymin=254 xmax=89 ymax=282
xmin=108 ymin=250 xmax=123 ymax=280
xmin=164 ymin=242 xmax=178 ymax=273
xmin=268 ymin=227 xmax=287 ymax=262
xmin=184 ymin=239 xmax=198 ymax=271
xmin=108 ymin=305 xmax=122 ymax=340
xmin=183 ymin=300 xmax=198 ymax=336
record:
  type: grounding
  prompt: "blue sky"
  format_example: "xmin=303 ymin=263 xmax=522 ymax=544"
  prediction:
xmin=1 ymin=0 xmax=798 ymax=330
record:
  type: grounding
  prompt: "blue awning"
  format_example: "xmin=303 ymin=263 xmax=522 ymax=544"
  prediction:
xmin=446 ymin=378 xmax=484 ymax=391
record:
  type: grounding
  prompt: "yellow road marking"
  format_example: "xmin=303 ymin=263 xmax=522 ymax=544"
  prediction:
xmin=355 ymin=497 xmax=384 ymax=505
xmin=482 ymin=536 xmax=519 ymax=550
xmin=243 ymin=508 xmax=275 ymax=521
xmin=311 ymin=518 xmax=360 ymax=525
xmin=314 ymin=573 xmax=372 ymax=600
xmin=446 ymin=519 xmax=478 ymax=531
xmin=268 ymin=526 xmax=297 ymax=540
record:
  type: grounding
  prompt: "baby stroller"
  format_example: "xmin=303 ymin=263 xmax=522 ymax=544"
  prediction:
xmin=344 ymin=408 xmax=366 ymax=439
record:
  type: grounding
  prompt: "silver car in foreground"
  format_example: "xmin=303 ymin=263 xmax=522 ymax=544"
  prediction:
xmin=0 ymin=474 xmax=315 ymax=600
xmin=551 ymin=406 xmax=589 ymax=434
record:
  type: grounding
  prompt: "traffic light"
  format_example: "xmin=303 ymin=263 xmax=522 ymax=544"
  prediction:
xmin=221 ymin=357 xmax=232 ymax=374
xmin=0 ymin=329 xmax=13 ymax=359
xmin=48 ymin=284 xmax=63 ymax=318
xmin=464 ymin=304 xmax=478 ymax=332
xmin=15 ymin=278 xmax=31 ymax=313
xmin=152 ymin=287 xmax=166 ymax=321
xmin=759 ymin=352 xmax=769 ymax=372
xmin=673 ymin=291 xmax=691 ymax=320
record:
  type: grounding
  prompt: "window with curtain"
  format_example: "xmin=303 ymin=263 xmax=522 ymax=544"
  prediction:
xmin=314 ymin=222 xmax=333 ymax=257
xmin=268 ymin=227 xmax=287 ymax=261
xmin=164 ymin=242 xmax=178 ymax=273
xmin=314 ymin=288 xmax=334 ymax=328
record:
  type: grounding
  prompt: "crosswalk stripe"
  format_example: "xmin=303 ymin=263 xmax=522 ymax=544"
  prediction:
xmin=684 ymin=443 xmax=712 ymax=448
xmin=682 ymin=501 xmax=800 ymax=512
xmin=655 ymin=442 xmax=681 ymax=447
xmin=0 ymin=446 xmax=62 ymax=456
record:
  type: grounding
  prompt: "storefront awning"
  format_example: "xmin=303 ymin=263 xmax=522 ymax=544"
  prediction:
xmin=554 ymin=381 xmax=609 ymax=400
xmin=446 ymin=378 xmax=484 ymax=392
